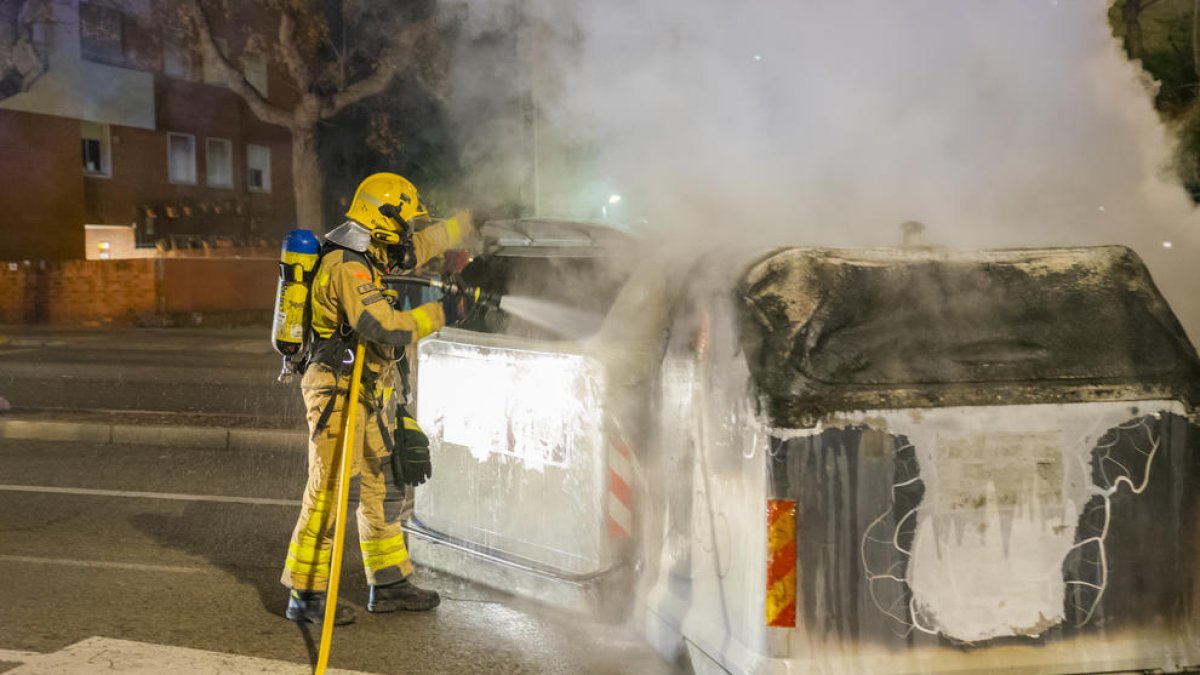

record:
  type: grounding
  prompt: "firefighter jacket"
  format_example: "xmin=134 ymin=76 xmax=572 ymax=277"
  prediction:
xmin=306 ymin=216 xmax=471 ymax=409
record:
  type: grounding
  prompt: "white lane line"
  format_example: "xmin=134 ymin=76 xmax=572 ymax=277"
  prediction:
xmin=0 ymin=484 xmax=299 ymax=507
xmin=0 ymin=348 xmax=46 ymax=357
xmin=0 ymin=555 xmax=207 ymax=575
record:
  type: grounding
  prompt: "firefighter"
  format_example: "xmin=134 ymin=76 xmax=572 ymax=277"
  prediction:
xmin=281 ymin=172 xmax=473 ymax=625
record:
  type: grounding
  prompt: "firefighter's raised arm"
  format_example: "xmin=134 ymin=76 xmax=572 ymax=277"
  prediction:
xmin=332 ymin=256 xmax=445 ymax=346
xmin=412 ymin=210 xmax=473 ymax=268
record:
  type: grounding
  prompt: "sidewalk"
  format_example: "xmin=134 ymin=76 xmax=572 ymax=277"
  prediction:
xmin=0 ymin=334 xmax=68 ymax=349
xmin=0 ymin=408 xmax=305 ymax=453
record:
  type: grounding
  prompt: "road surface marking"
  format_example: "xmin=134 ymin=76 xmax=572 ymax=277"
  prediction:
xmin=0 ymin=555 xmax=207 ymax=575
xmin=0 ymin=348 xmax=45 ymax=357
xmin=0 ymin=484 xmax=300 ymax=507
xmin=2 ymin=637 xmax=377 ymax=674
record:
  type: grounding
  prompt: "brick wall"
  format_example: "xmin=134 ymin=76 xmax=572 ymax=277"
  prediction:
xmin=0 ymin=257 xmax=275 ymax=326
xmin=159 ymin=258 xmax=277 ymax=313
xmin=0 ymin=263 xmax=31 ymax=322
xmin=47 ymin=259 xmax=159 ymax=324
xmin=0 ymin=110 xmax=88 ymax=261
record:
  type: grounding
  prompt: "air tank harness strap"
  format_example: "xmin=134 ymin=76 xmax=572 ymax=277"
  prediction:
xmin=309 ymin=324 xmax=358 ymax=372
xmin=309 ymin=376 xmax=395 ymax=462
xmin=282 ymin=259 xmax=317 ymax=285
xmin=396 ymin=350 xmax=413 ymax=402
xmin=375 ymin=402 xmax=398 ymax=457
xmin=309 ymin=328 xmax=380 ymax=441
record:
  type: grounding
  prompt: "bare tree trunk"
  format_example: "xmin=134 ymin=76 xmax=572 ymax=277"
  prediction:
xmin=1123 ymin=0 xmax=1145 ymax=60
xmin=291 ymin=127 xmax=325 ymax=232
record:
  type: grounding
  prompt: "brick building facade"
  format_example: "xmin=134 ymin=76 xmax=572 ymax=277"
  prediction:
xmin=0 ymin=0 xmax=297 ymax=262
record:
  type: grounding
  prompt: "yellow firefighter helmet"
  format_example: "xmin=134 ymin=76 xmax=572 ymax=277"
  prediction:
xmin=345 ymin=173 xmax=428 ymax=243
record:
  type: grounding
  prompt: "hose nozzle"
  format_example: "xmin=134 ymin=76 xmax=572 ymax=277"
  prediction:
xmin=381 ymin=274 xmax=500 ymax=306
xmin=440 ymin=279 xmax=500 ymax=307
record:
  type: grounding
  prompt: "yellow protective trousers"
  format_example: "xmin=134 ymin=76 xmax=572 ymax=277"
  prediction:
xmin=281 ymin=365 xmax=413 ymax=592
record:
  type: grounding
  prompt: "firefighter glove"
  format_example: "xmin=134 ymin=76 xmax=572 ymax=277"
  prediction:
xmin=440 ymin=275 xmax=480 ymax=327
xmin=391 ymin=408 xmax=432 ymax=488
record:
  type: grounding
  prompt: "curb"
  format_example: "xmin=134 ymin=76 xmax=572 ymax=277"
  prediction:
xmin=0 ymin=418 xmax=305 ymax=453
xmin=0 ymin=335 xmax=69 ymax=348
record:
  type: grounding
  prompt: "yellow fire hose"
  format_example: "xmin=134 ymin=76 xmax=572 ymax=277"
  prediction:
xmin=315 ymin=340 xmax=366 ymax=675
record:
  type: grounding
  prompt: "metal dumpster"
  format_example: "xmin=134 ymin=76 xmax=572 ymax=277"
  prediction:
xmin=405 ymin=219 xmax=650 ymax=613
xmin=644 ymin=245 xmax=1200 ymax=674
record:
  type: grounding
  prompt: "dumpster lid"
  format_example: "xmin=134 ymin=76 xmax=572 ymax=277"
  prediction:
xmin=738 ymin=246 xmax=1200 ymax=425
xmin=480 ymin=219 xmax=633 ymax=257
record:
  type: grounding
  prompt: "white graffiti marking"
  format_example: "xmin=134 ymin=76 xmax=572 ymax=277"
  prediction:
xmin=1064 ymin=416 xmax=1161 ymax=626
xmin=860 ymin=445 xmax=925 ymax=637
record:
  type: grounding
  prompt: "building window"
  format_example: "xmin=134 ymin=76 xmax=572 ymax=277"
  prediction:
xmin=79 ymin=1 xmax=124 ymax=65
xmin=168 ymin=132 xmax=197 ymax=184
xmin=206 ymin=138 xmax=233 ymax=188
xmin=81 ymin=121 xmax=111 ymax=177
xmin=163 ymin=39 xmax=194 ymax=79
xmin=242 ymin=52 xmax=268 ymax=97
xmin=247 ymin=144 xmax=271 ymax=192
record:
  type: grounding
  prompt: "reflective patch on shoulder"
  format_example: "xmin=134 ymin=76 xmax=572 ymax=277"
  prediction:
xmin=356 ymin=283 xmax=376 ymax=295
xmin=362 ymin=293 xmax=386 ymax=306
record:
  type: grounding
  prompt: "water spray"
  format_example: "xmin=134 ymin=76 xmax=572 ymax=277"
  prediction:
xmin=384 ymin=274 xmax=602 ymax=338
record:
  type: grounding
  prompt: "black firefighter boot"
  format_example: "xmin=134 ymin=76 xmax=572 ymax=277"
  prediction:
xmin=286 ymin=589 xmax=357 ymax=625
xmin=367 ymin=578 xmax=441 ymax=612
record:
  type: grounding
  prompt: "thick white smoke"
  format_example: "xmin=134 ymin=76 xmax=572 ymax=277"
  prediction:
xmin=453 ymin=0 xmax=1200 ymax=342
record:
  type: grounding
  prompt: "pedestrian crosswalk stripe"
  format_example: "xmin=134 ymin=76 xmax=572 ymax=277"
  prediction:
xmin=0 ymin=637 xmax=377 ymax=674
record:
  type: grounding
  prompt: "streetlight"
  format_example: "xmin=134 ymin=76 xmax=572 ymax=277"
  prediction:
xmin=602 ymin=194 xmax=622 ymax=220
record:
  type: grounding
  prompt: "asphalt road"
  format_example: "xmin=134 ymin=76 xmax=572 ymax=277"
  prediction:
xmin=0 ymin=327 xmax=305 ymax=421
xmin=0 ymin=438 xmax=676 ymax=674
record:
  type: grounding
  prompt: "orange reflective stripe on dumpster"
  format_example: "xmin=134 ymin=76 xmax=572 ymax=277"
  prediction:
xmin=765 ymin=498 xmax=797 ymax=628
xmin=607 ymin=436 xmax=635 ymax=538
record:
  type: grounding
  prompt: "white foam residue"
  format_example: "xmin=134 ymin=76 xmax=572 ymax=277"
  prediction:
xmin=418 ymin=341 xmax=604 ymax=472
xmin=827 ymin=400 xmax=1179 ymax=642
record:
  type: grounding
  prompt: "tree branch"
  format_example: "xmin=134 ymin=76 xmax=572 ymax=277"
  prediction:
xmin=183 ymin=0 xmax=293 ymax=128
xmin=0 ymin=0 xmax=51 ymax=99
xmin=324 ymin=43 xmax=347 ymax=93
xmin=1176 ymin=96 xmax=1200 ymax=128
xmin=319 ymin=15 xmax=435 ymax=119
xmin=277 ymin=9 xmax=310 ymax=92
xmin=322 ymin=58 xmax=400 ymax=118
